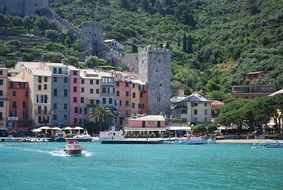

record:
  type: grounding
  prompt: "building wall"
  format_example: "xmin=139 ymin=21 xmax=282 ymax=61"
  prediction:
xmin=138 ymin=46 xmax=171 ymax=115
xmin=0 ymin=67 xmax=8 ymax=129
xmin=128 ymin=119 xmax=165 ymax=128
xmin=69 ymin=69 xmax=80 ymax=126
xmin=7 ymin=80 xmax=29 ymax=133
xmin=32 ymin=74 xmax=51 ymax=126
xmin=187 ymin=101 xmax=211 ymax=124
xmin=0 ymin=0 xmax=49 ymax=16
xmin=47 ymin=65 xmax=70 ymax=126
xmin=100 ymin=75 xmax=115 ymax=107
xmin=80 ymin=70 xmax=101 ymax=125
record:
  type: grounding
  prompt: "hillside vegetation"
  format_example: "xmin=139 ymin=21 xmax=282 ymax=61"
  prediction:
xmin=0 ymin=0 xmax=282 ymax=101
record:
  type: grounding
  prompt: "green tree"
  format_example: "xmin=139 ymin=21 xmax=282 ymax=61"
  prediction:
xmin=88 ymin=105 xmax=113 ymax=134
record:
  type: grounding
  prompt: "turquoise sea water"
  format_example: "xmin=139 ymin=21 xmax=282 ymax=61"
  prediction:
xmin=0 ymin=142 xmax=283 ymax=190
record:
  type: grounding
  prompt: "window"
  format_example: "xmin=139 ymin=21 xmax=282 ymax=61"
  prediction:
xmin=73 ymin=78 xmax=77 ymax=83
xmin=53 ymin=103 xmax=57 ymax=110
xmin=194 ymin=110 xmax=198 ymax=115
xmin=0 ymin=90 xmax=3 ymax=96
xmin=96 ymin=100 xmax=100 ymax=104
xmin=38 ymin=85 xmax=41 ymax=90
xmin=96 ymin=80 xmax=99 ymax=85
xmin=126 ymin=100 xmax=129 ymax=107
xmin=109 ymin=98 xmax=112 ymax=104
xmin=74 ymin=118 xmax=78 ymax=124
xmin=81 ymin=79 xmax=84 ymax=84
xmin=74 ymin=107 xmax=78 ymax=113
xmin=157 ymin=121 xmax=161 ymax=128
xmin=53 ymin=114 xmax=57 ymax=120
xmin=102 ymin=87 xmax=106 ymax=93
xmin=132 ymin=84 xmax=136 ymax=88
xmin=116 ymin=91 xmax=120 ymax=96
xmin=64 ymin=115 xmax=67 ymax=120
xmin=90 ymin=89 xmax=93 ymax=94
xmin=38 ymin=76 xmax=42 ymax=83
xmin=126 ymin=91 xmax=129 ymax=96
xmin=73 ymin=97 xmax=77 ymax=103
xmin=193 ymin=102 xmax=198 ymax=107
xmin=125 ymin=82 xmax=129 ymax=87
xmin=90 ymin=79 xmax=93 ymax=84
xmin=96 ymin=89 xmax=99 ymax=94
xmin=0 ymin=79 xmax=3 ymax=85
xmin=22 ymin=102 xmax=26 ymax=108
xmin=73 ymin=71 xmax=77 ymax=76
xmin=204 ymin=117 xmax=207 ymax=122
xmin=64 ymin=89 xmax=68 ymax=97
xmin=81 ymin=88 xmax=84 ymax=93
xmin=53 ymin=68 xmax=57 ymax=74
xmin=38 ymin=106 xmax=41 ymax=113
xmin=204 ymin=102 xmax=207 ymax=106
xmin=44 ymin=95 xmax=48 ymax=103
xmin=142 ymin=121 xmax=146 ymax=128
xmin=44 ymin=106 xmax=47 ymax=114
xmin=53 ymin=89 xmax=57 ymax=96
xmin=73 ymin=86 xmax=77 ymax=92
xmin=12 ymin=101 xmax=16 ymax=108
xmin=64 ymin=103 xmax=68 ymax=110
xmin=53 ymin=77 xmax=57 ymax=82
xmin=0 ymin=70 xmax=2 ymax=75
xmin=119 ymin=100 xmax=122 ymax=106
xmin=133 ymin=93 xmax=136 ymax=98
xmin=116 ymin=82 xmax=120 ymax=87
xmin=12 ymin=91 xmax=16 ymax=96
xmin=64 ymin=77 xmax=68 ymax=83
xmin=58 ymin=68 xmax=62 ymax=74
xmin=90 ymin=100 xmax=94 ymax=105
xmin=132 ymin=103 xmax=135 ymax=108
xmin=0 ymin=101 xmax=3 ymax=107
xmin=38 ymin=116 xmax=41 ymax=123
xmin=81 ymin=97 xmax=84 ymax=103
xmin=102 ymin=98 xmax=106 ymax=104
xmin=44 ymin=84 xmax=47 ymax=90
xmin=44 ymin=77 xmax=48 ymax=82
xmin=204 ymin=110 xmax=207 ymax=115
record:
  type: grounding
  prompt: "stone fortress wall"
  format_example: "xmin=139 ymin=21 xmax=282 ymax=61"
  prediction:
xmin=0 ymin=0 xmax=49 ymax=16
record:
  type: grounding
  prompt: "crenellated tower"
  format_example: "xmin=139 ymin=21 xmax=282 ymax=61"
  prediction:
xmin=138 ymin=46 xmax=171 ymax=115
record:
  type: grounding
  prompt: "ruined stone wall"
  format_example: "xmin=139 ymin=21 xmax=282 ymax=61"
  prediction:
xmin=0 ymin=0 xmax=49 ymax=16
xmin=137 ymin=46 xmax=171 ymax=115
xmin=122 ymin=53 xmax=138 ymax=72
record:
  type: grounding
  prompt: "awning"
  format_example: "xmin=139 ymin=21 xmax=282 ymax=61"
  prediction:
xmin=166 ymin=126 xmax=191 ymax=130
xmin=124 ymin=127 xmax=166 ymax=132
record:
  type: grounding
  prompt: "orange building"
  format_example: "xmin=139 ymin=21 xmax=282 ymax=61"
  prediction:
xmin=7 ymin=77 xmax=31 ymax=136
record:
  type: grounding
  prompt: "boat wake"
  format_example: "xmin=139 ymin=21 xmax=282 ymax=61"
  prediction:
xmin=49 ymin=150 xmax=93 ymax=157
xmin=50 ymin=150 xmax=70 ymax=157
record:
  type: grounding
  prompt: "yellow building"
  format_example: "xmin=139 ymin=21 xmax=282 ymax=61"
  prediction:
xmin=0 ymin=65 xmax=8 ymax=131
xmin=79 ymin=69 xmax=101 ymax=125
xmin=16 ymin=62 xmax=52 ymax=127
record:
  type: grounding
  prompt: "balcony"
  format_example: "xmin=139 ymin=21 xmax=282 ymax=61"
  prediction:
xmin=231 ymin=85 xmax=276 ymax=98
xmin=34 ymin=110 xmax=52 ymax=115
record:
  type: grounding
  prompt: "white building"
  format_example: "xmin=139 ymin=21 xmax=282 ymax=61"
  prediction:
xmin=171 ymin=93 xmax=212 ymax=125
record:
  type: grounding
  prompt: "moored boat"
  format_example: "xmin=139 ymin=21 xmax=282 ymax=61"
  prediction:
xmin=64 ymin=139 xmax=83 ymax=154
xmin=164 ymin=137 xmax=214 ymax=145
xmin=265 ymin=140 xmax=283 ymax=148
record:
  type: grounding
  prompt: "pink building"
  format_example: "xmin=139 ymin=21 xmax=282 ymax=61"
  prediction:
xmin=68 ymin=66 xmax=81 ymax=126
xmin=127 ymin=115 xmax=165 ymax=128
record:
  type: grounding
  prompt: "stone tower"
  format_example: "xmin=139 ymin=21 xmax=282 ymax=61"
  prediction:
xmin=80 ymin=21 xmax=105 ymax=56
xmin=0 ymin=0 xmax=49 ymax=16
xmin=138 ymin=46 xmax=171 ymax=115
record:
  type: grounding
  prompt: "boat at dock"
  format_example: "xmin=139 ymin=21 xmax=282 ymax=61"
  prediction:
xmin=99 ymin=131 xmax=163 ymax=144
xmin=164 ymin=137 xmax=215 ymax=145
xmin=264 ymin=140 xmax=283 ymax=148
xmin=64 ymin=139 xmax=83 ymax=154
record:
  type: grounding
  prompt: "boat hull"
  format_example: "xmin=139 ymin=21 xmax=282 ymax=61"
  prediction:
xmin=100 ymin=140 xmax=163 ymax=144
xmin=65 ymin=148 xmax=83 ymax=154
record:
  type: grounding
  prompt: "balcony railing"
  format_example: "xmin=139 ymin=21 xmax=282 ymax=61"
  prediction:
xmin=231 ymin=85 xmax=276 ymax=93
